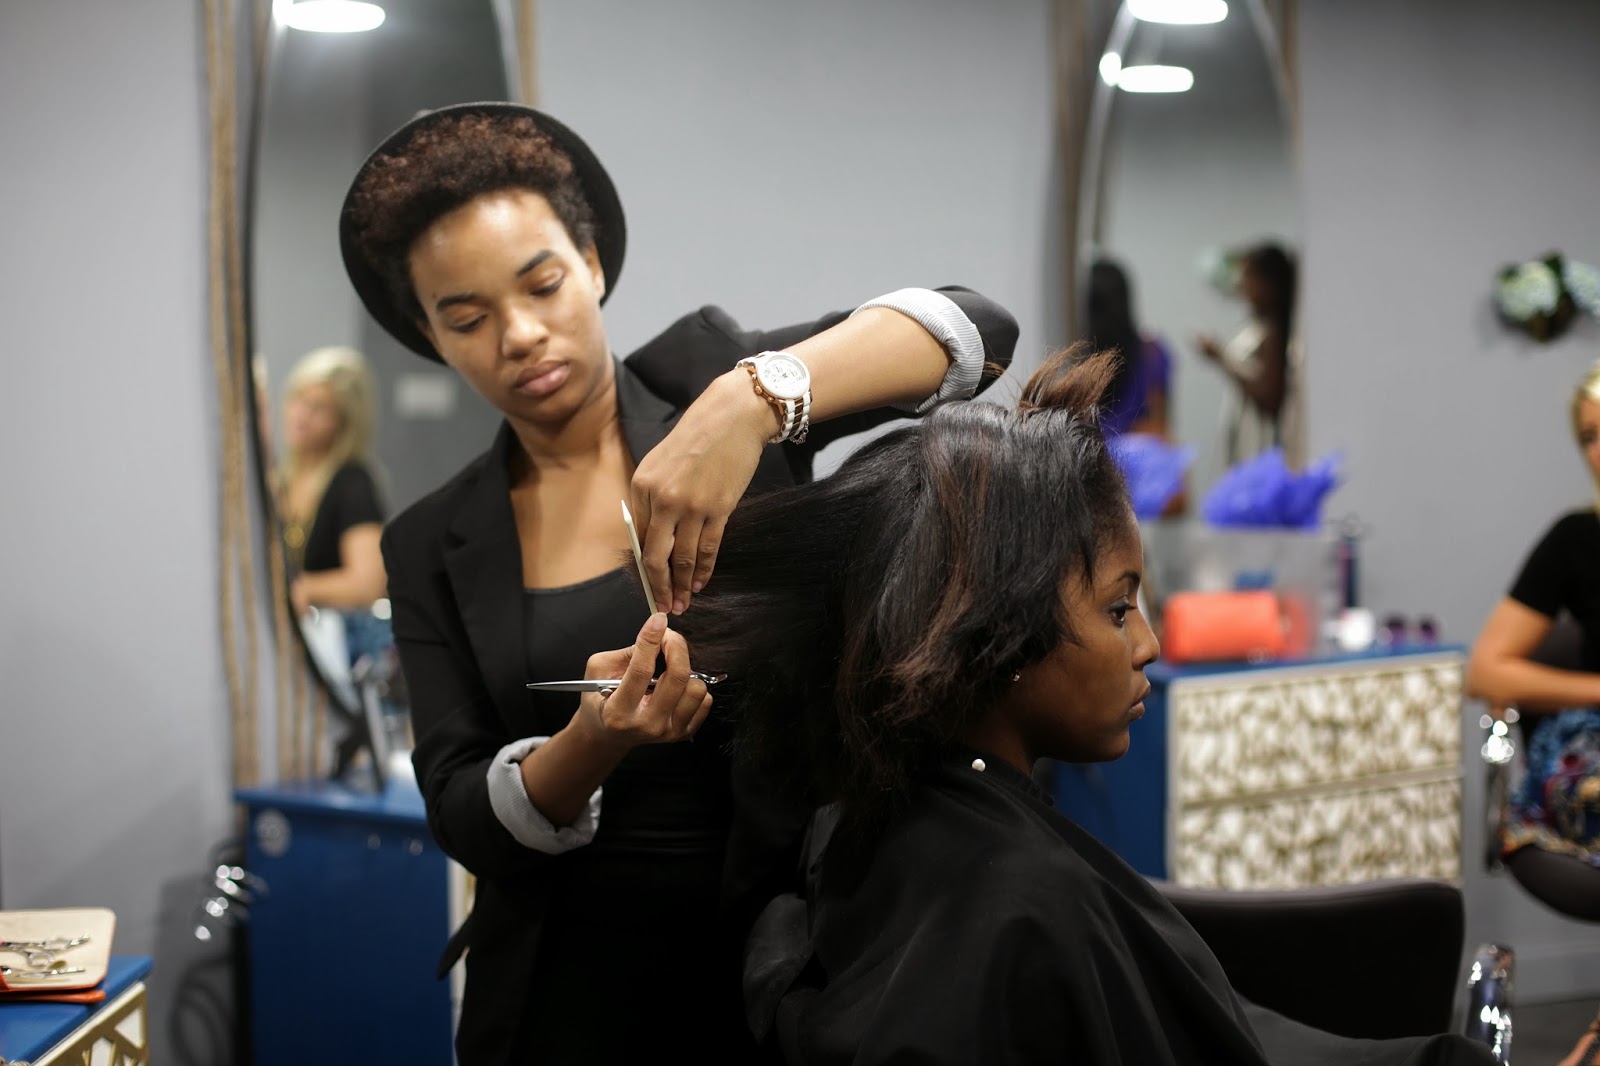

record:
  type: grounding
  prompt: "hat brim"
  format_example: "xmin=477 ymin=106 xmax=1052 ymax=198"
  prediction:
xmin=339 ymin=102 xmax=626 ymax=363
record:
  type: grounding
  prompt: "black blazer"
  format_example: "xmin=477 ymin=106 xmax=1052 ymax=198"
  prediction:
xmin=380 ymin=292 xmax=1017 ymax=1065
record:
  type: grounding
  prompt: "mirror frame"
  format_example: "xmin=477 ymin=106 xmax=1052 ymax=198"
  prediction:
xmin=207 ymin=0 xmax=539 ymax=789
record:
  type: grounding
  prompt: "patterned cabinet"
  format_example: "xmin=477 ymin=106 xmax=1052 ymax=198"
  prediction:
xmin=1054 ymin=647 xmax=1465 ymax=889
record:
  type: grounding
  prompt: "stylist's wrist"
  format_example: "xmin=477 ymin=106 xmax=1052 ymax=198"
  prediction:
xmin=710 ymin=368 xmax=785 ymax=444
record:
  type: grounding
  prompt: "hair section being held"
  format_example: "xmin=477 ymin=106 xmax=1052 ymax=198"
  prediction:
xmin=677 ymin=346 xmax=1128 ymax=838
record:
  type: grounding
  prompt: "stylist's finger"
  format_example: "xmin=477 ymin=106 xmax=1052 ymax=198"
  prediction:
xmin=679 ymin=691 xmax=713 ymax=739
xmin=690 ymin=515 xmax=726 ymax=599
xmin=606 ymin=612 xmax=668 ymax=713
xmin=647 ymin=627 xmax=694 ymax=718
xmin=670 ymin=516 xmax=705 ymax=614
xmin=637 ymin=490 xmax=680 ymax=617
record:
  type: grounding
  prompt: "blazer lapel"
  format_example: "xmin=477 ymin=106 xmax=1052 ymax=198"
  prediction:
xmin=615 ymin=358 xmax=678 ymax=463
xmin=442 ymin=423 xmax=530 ymax=721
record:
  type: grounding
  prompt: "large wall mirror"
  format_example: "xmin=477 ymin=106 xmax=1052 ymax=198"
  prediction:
xmin=1079 ymin=0 xmax=1300 ymax=502
xmin=251 ymin=0 xmax=521 ymax=772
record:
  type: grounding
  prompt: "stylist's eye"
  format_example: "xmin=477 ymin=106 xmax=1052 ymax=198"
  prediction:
xmin=533 ymin=276 xmax=565 ymax=297
xmin=449 ymin=316 xmax=484 ymax=334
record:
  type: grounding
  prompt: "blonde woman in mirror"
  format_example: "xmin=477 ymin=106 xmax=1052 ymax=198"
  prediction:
xmin=276 ymin=345 xmax=388 ymax=625
xmin=1195 ymin=241 xmax=1298 ymax=465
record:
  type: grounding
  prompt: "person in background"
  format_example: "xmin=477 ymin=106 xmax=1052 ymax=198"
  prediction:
xmin=1468 ymin=356 xmax=1600 ymax=1064
xmin=1196 ymin=241 xmax=1297 ymax=465
xmin=676 ymin=348 xmax=1493 ymax=1065
xmin=339 ymin=102 xmax=1017 ymax=1064
xmin=275 ymin=345 xmax=389 ymax=662
xmin=1086 ymin=256 xmax=1172 ymax=439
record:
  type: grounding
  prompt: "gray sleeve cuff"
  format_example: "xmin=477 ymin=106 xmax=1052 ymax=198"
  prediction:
xmin=851 ymin=287 xmax=986 ymax=414
xmin=485 ymin=736 xmax=602 ymax=854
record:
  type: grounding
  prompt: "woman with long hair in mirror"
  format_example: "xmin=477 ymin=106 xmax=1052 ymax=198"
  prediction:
xmin=337 ymin=103 xmax=1017 ymax=1062
xmin=275 ymin=345 xmax=389 ymax=665
xmin=678 ymin=348 xmax=1494 ymax=1065
xmin=1196 ymin=240 xmax=1298 ymax=465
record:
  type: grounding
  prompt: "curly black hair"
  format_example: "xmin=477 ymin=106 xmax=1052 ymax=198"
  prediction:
xmin=343 ymin=112 xmax=597 ymax=324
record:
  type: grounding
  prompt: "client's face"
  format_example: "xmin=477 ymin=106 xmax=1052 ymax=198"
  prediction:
xmin=1006 ymin=515 xmax=1159 ymax=764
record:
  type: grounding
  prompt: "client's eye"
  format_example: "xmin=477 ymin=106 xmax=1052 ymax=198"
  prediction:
xmin=1109 ymin=602 xmax=1132 ymax=627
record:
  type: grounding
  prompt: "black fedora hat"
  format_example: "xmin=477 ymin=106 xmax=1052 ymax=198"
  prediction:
xmin=339 ymin=101 xmax=627 ymax=363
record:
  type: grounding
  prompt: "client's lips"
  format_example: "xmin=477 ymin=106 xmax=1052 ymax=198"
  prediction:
xmin=513 ymin=362 xmax=569 ymax=398
xmin=1129 ymin=686 xmax=1151 ymax=718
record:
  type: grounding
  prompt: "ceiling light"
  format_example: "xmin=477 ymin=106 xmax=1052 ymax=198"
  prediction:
xmin=1099 ymin=52 xmax=1123 ymax=86
xmin=279 ymin=0 xmax=386 ymax=33
xmin=1115 ymin=65 xmax=1195 ymax=93
xmin=1127 ymin=0 xmax=1228 ymax=25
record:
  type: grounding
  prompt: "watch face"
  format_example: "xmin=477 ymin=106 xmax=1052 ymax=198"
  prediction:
xmin=756 ymin=353 xmax=810 ymax=401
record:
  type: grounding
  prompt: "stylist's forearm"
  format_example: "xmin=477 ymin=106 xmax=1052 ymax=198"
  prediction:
xmin=517 ymin=719 xmax=627 ymax=828
xmin=788 ymin=307 xmax=950 ymax=417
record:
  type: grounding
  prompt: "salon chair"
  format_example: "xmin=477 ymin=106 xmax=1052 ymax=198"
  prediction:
xmin=1154 ymin=878 xmax=1472 ymax=1041
xmin=1480 ymin=611 xmax=1600 ymax=921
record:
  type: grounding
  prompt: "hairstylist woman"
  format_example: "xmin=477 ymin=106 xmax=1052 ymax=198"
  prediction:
xmin=338 ymin=102 xmax=1017 ymax=1064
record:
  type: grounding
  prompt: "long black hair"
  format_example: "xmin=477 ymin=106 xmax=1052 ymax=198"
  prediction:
xmin=1241 ymin=241 xmax=1297 ymax=342
xmin=675 ymin=348 xmax=1130 ymax=839
xmin=1085 ymin=258 xmax=1144 ymax=418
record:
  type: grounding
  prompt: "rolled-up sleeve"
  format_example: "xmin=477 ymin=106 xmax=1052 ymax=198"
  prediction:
xmin=852 ymin=287 xmax=986 ymax=414
xmin=485 ymin=736 xmax=604 ymax=854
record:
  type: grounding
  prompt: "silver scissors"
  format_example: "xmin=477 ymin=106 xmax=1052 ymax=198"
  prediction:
xmin=0 ymin=936 xmax=90 ymax=969
xmin=527 ymin=672 xmax=726 ymax=697
xmin=1 ymin=963 xmax=87 ymax=981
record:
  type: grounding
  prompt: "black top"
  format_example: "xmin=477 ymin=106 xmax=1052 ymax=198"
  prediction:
xmin=518 ymin=570 xmax=742 ymax=1060
xmin=773 ymin=751 xmax=1496 ymax=1065
xmin=1509 ymin=508 xmax=1600 ymax=672
xmin=300 ymin=462 xmax=384 ymax=573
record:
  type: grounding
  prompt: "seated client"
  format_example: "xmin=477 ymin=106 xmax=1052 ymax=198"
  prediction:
xmin=674 ymin=348 xmax=1494 ymax=1065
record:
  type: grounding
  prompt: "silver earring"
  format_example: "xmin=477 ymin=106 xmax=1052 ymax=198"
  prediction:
xmin=1010 ymin=671 xmax=1021 ymax=683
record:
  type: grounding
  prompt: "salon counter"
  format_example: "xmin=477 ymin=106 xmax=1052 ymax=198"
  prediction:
xmin=0 ymin=955 xmax=151 ymax=1065
xmin=235 ymin=778 xmax=468 ymax=1065
xmin=1054 ymin=644 xmax=1466 ymax=889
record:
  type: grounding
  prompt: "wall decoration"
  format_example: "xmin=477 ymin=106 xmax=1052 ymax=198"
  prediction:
xmin=1495 ymin=252 xmax=1600 ymax=343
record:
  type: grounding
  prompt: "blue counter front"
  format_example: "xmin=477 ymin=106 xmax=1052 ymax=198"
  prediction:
xmin=1054 ymin=644 xmax=1468 ymax=886
xmin=0 ymin=955 xmax=152 ymax=1064
xmin=236 ymin=778 xmax=457 ymax=1066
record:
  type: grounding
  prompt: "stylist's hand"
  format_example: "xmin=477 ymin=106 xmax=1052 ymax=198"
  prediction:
xmin=572 ymin=613 xmax=712 ymax=749
xmin=1195 ymin=334 xmax=1224 ymax=363
xmin=630 ymin=370 xmax=778 ymax=614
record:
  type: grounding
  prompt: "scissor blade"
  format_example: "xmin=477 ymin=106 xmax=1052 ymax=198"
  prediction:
xmin=524 ymin=680 xmax=622 ymax=692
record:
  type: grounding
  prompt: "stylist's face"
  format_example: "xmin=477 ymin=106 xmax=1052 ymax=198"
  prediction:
xmin=410 ymin=189 xmax=610 ymax=427
xmin=1005 ymin=513 xmax=1159 ymax=764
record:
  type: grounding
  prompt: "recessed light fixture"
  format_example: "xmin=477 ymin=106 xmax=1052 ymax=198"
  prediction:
xmin=1114 ymin=64 xmax=1195 ymax=93
xmin=1127 ymin=0 xmax=1228 ymax=25
xmin=1099 ymin=52 xmax=1124 ymax=86
xmin=279 ymin=0 xmax=386 ymax=33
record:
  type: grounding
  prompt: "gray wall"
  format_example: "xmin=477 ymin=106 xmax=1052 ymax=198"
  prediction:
xmin=0 ymin=0 xmax=231 ymax=988
xmin=537 ymin=0 xmax=1064 ymax=443
xmin=1297 ymin=0 xmax=1600 ymax=1000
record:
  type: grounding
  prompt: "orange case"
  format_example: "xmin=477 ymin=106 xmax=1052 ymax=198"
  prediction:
xmin=1161 ymin=589 xmax=1288 ymax=664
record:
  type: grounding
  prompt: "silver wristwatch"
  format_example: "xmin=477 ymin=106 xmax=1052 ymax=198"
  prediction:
xmin=736 ymin=351 xmax=812 ymax=444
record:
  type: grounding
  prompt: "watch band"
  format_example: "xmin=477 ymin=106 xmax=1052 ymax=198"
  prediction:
xmin=737 ymin=353 xmax=811 ymax=445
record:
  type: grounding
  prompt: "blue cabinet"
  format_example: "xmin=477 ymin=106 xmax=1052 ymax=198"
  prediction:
xmin=236 ymin=780 xmax=455 ymax=1065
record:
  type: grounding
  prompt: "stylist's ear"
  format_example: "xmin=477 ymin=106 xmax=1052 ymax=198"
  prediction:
xmin=583 ymin=243 xmax=606 ymax=300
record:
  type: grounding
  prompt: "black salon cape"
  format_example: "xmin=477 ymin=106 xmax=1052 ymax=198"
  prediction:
xmin=762 ymin=756 xmax=1494 ymax=1066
